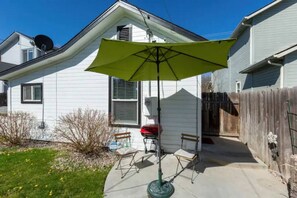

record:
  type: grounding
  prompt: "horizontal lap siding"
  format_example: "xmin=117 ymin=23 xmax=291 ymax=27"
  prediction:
xmin=8 ymin=18 xmax=201 ymax=152
xmin=284 ymin=51 xmax=297 ymax=88
xmin=252 ymin=65 xmax=280 ymax=90
xmin=253 ymin=1 xmax=297 ymax=63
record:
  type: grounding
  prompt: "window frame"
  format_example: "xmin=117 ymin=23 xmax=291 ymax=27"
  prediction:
xmin=22 ymin=48 xmax=34 ymax=63
xmin=108 ymin=77 xmax=141 ymax=128
xmin=21 ymin=83 xmax=43 ymax=104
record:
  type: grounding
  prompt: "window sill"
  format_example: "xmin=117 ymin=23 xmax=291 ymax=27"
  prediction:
xmin=21 ymin=101 xmax=42 ymax=104
xmin=110 ymin=123 xmax=141 ymax=128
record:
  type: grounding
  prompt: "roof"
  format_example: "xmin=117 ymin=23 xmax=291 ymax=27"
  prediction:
xmin=231 ymin=0 xmax=283 ymax=38
xmin=240 ymin=43 xmax=297 ymax=73
xmin=0 ymin=1 xmax=206 ymax=80
xmin=0 ymin=62 xmax=16 ymax=73
xmin=0 ymin=32 xmax=33 ymax=51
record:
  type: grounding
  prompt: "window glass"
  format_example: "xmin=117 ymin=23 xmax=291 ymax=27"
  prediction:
xmin=236 ymin=81 xmax=241 ymax=93
xmin=113 ymin=101 xmax=137 ymax=124
xmin=23 ymin=50 xmax=28 ymax=62
xmin=23 ymin=86 xmax=32 ymax=100
xmin=113 ymin=78 xmax=137 ymax=99
xmin=33 ymin=85 xmax=42 ymax=100
xmin=28 ymin=49 xmax=34 ymax=61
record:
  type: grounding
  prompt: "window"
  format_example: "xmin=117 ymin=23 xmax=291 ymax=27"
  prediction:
xmin=109 ymin=77 xmax=141 ymax=127
xmin=236 ymin=81 xmax=241 ymax=93
xmin=117 ymin=25 xmax=131 ymax=41
xmin=21 ymin=83 xmax=42 ymax=104
xmin=22 ymin=49 xmax=34 ymax=62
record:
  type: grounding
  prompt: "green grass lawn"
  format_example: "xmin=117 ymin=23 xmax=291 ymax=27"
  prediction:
xmin=0 ymin=148 xmax=111 ymax=197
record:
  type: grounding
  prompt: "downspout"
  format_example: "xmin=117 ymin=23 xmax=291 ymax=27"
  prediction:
xmin=9 ymin=81 xmax=12 ymax=112
xmin=268 ymin=60 xmax=284 ymax=88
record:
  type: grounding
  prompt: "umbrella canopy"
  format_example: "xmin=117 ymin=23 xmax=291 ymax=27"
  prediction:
xmin=86 ymin=38 xmax=235 ymax=81
xmin=85 ymin=38 xmax=235 ymax=197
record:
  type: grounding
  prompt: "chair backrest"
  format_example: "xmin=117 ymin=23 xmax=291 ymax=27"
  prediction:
xmin=181 ymin=133 xmax=199 ymax=153
xmin=114 ymin=132 xmax=132 ymax=147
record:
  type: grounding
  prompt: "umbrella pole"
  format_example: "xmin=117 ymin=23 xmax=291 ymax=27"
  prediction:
xmin=156 ymin=50 xmax=162 ymax=187
xmin=147 ymin=47 xmax=174 ymax=198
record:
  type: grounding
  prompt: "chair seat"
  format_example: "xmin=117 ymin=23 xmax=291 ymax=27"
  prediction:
xmin=116 ymin=147 xmax=138 ymax=155
xmin=174 ymin=149 xmax=196 ymax=159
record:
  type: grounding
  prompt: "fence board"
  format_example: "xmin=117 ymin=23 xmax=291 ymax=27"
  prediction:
xmin=239 ymin=87 xmax=295 ymax=182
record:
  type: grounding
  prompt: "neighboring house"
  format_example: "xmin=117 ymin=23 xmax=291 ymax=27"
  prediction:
xmin=0 ymin=1 xmax=205 ymax=152
xmin=0 ymin=32 xmax=45 ymax=93
xmin=213 ymin=0 xmax=297 ymax=93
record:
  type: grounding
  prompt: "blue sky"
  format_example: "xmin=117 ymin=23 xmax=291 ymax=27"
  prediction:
xmin=0 ymin=0 xmax=272 ymax=47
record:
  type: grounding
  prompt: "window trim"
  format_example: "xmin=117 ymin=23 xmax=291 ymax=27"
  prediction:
xmin=21 ymin=83 xmax=43 ymax=104
xmin=108 ymin=77 xmax=141 ymax=128
xmin=22 ymin=48 xmax=34 ymax=63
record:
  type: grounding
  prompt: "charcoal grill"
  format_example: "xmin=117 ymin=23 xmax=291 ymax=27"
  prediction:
xmin=140 ymin=124 xmax=162 ymax=153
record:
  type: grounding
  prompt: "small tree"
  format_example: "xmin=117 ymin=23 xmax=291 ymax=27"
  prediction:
xmin=0 ymin=111 xmax=35 ymax=146
xmin=55 ymin=108 xmax=114 ymax=155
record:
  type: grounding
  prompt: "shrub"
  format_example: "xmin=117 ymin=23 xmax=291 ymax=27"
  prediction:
xmin=55 ymin=108 xmax=114 ymax=155
xmin=0 ymin=111 xmax=35 ymax=146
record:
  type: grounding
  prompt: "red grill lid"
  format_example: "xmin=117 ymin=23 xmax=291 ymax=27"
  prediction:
xmin=140 ymin=124 xmax=162 ymax=136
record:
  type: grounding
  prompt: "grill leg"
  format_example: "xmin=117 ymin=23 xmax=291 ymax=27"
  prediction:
xmin=143 ymin=137 xmax=148 ymax=154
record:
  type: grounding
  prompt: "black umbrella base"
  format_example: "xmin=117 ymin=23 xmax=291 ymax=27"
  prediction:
xmin=147 ymin=180 xmax=174 ymax=198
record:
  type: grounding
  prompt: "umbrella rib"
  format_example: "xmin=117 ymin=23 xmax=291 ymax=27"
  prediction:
xmin=159 ymin=48 xmax=179 ymax=80
xmin=133 ymin=47 xmax=157 ymax=61
xmin=129 ymin=48 xmax=157 ymax=81
xmin=162 ymin=47 xmax=228 ymax=68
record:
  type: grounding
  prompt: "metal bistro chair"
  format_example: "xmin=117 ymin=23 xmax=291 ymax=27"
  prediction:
xmin=174 ymin=133 xmax=200 ymax=183
xmin=114 ymin=132 xmax=139 ymax=178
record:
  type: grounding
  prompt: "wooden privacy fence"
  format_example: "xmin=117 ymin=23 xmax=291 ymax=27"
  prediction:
xmin=0 ymin=93 xmax=6 ymax=107
xmin=240 ymin=87 xmax=297 ymax=181
xmin=202 ymin=92 xmax=239 ymax=137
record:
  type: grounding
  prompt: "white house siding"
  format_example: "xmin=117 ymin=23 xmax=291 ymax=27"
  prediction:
xmin=284 ymin=50 xmax=297 ymax=88
xmin=1 ymin=37 xmax=21 ymax=64
xmin=7 ymin=17 xmax=201 ymax=152
xmin=213 ymin=28 xmax=250 ymax=92
xmin=253 ymin=0 xmax=297 ymax=63
xmin=251 ymin=64 xmax=280 ymax=91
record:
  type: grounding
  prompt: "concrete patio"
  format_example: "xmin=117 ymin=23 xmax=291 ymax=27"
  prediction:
xmin=104 ymin=137 xmax=288 ymax=198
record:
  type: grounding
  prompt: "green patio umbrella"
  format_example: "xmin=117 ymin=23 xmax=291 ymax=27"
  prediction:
xmin=85 ymin=38 xmax=235 ymax=197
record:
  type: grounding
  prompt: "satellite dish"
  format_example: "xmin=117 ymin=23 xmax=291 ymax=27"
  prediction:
xmin=34 ymin=35 xmax=54 ymax=52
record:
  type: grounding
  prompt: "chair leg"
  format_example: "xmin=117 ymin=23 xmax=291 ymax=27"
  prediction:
xmin=175 ymin=157 xmax=179 ymax=175
xmin=116 ymin=157 xmax=124 ymax=178
xmin=129 ymin=152 xmax=139 ymax=173
xmin=117 ymin=153 xmax=139 ymax=179
xmin=175 ymin=156 xmax=200 ymax=184
xmin=191 ymin=158 xmax=200 ymax=184
xmin=175 ymin=156 xmax=185 ymax=175
xmin=191 ymin=160 xmax=195 ymax=184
